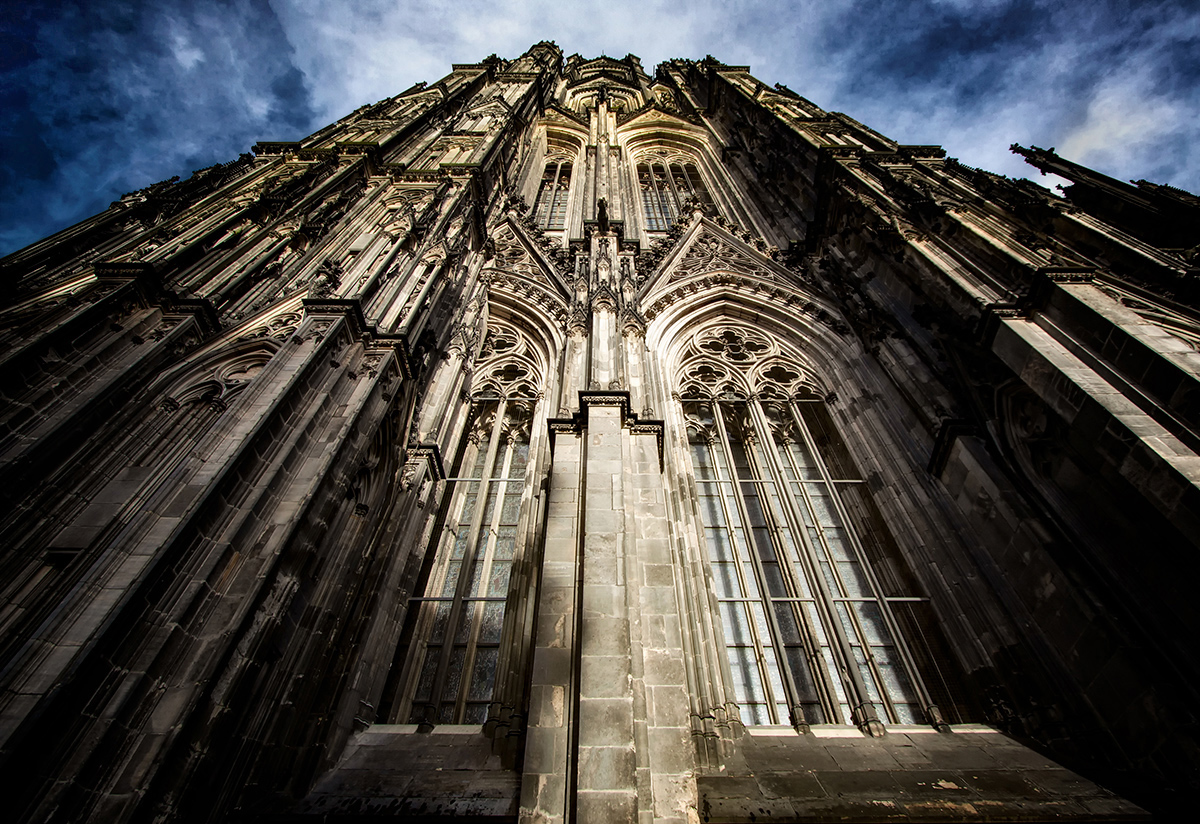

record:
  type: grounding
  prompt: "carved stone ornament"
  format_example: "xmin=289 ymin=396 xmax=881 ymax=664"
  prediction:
xmin=675 ymin=322 xmax=821 ymax=400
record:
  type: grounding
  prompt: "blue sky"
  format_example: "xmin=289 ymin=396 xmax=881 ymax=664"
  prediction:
xmin=2 ymin=0 xmax=1198 ymax=256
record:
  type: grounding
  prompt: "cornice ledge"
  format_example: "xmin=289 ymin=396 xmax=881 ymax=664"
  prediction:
xmin=547 ymin=391 xmax=665 ymax=469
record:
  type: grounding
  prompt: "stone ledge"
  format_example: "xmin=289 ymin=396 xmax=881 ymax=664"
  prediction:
xmin=698 ymin=727 xmax=1148 ymax=822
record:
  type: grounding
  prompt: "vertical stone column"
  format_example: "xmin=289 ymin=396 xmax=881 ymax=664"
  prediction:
xmin=521 ymin=395 xmax=686 ymax=824
xmin=576 ymin=400 xmax=637 ymax=822
xmin=627 ymin=426 xmax=697 ymax=824
xmin=520 ymin=423 xmax=583 ymax=824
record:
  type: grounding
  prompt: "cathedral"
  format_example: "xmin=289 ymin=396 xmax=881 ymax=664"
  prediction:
xmin=2 ymin=42 xmax=1199 ymax=822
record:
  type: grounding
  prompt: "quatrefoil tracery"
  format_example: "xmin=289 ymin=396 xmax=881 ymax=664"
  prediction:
xmin=473 ymin=319 xmax=544 ymax=400
xmin=676 ymin=323 xmax=820 ymax=401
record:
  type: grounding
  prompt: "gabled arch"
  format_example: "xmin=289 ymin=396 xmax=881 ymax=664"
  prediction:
xmin=479 ymin=289 xmax=566 ymax=400
xmin=482 ymin=219 xmax=571 ymax=330
xmin=647 ymin=288 xmax=854 ymax=407
xmin=157 ymin=338 xmax=281 ymax=408
xmin=640 ymin=218 xmax=819 ymax=325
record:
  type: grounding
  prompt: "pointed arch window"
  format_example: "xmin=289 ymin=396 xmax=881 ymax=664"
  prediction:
xmin=534 ymin=159 xmax=572 ymax=231
xmin=388 ymin=398 xmax=533 ymax=725
xmin=383 ymin=323 xmax=545 ymax=727
xmin=637 ymin=158 xmax=711 ymax=231
xmin=679 ymin=325 xmax=966 ymax=730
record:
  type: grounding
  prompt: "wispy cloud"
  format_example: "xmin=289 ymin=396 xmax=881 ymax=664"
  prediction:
xmin=0 ymin=0 xmax=313 ymax=254
xmin=2 ymin=0 xmax=1198 ymax=256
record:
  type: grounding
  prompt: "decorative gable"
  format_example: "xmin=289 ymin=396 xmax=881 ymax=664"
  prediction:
xmin=639 ymin=218 xmax=799 ymax=301
xmin=482 ymin=218 xmax=571 ymax=322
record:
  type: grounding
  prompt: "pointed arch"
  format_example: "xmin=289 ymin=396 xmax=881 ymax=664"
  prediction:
xmin=651 ymin=289 xmax=972 ymax=731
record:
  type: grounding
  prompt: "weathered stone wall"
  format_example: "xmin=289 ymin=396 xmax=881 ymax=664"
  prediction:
xmin=0 ymin=42 xmax=1196 ymax=823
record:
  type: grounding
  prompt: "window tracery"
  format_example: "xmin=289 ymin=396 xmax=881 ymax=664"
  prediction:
xmin=386 ymin=319 xmax=544 ymax=726
xmin=678 ymin=322 xmax=942 ymax=731
xmin=674 ymin=324 xmax=819 ymax=401
xmin=472 ymin=319 xmax=546 ymax=400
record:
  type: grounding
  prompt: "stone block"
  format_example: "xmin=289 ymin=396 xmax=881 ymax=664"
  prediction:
xmin=523 ymin=726 xmax=565 ymax=775
xmin=577 ymin=744 xmax=636 ymax=791
xmin=578 ymin=698 xmax=634 ymax=747
xmin=582 ymin=617 xmax=630 ymax=656
xmin=584 ymin=557 xmax=619 ymax=588
xmin=71 ymin=502 xmax=122 ymax=527
xmin=635 ymin=517 xmax=669 ymax=540
xmin=959 ymin=769 xmax=1042 ymax=797
xmin=581 ymin=654 xmax=632 ymax=698
xmin=651 ymin=772 xmax=697 ymax=821
xmin=585 ymin=508 xmax=624 ymax=534
xmin=639 ymin=586 xmax=679 ymax=619
xmin=699 ymin=778 xmax=796 ymax=821
xmin=647 ymin=725 xmax=693 ymax=774
xmin=1023 ymin=767 xmax=1107 ymax=797
xmin=647 ymin=684 xmax=689 ymax=723
xmin=532 ymin=647 xmax=573 ymax=686
xmin=587 ymin=458 xmax=623 ymax=477
xmin=756 ymin=770 xmax=826 ymax=799
xmin=815 ymin=768 xmax=906 ymax=797
xmin=576 ymin=789 xmax=637 ymax=824
xmin=642 ymin=563 xmax=675 ymax=588
xmin=642 ymin=648 xmax=686 ymax=687
xmin=822 ymin=740 xmax=903 ymax=771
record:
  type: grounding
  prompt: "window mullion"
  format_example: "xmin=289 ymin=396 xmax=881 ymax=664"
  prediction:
xmin=454 ymin=428 xmax=514 ymax=722
xmin=733 ymin=405 xmax=826 ymax=730
xmin=543 ymin=161 xmax=558 ymax=231
xmin=749 ymin=398 xmax=879 ymax=731
xmin=786 ymin=406 xmax=894 ymax=723
xmin=553 ymin=165 xmax=563 ymax=231
xmin=651 ymin=162 xmax=669 ymax=229
xmin=744 ymin=400 xmax=847 ymax=725
xmin=551 ymin=161 xmax=566 ymax=231
xmin=789 ymin=402 xmax=933 ymax=727
xmin=658 ymin=162 xmax=676 ymax=227
xmin=428 ymin=397 xmax=507 ymax=720
xmin=652 ymin=161 xmax=662 ymax=229
xmin=666 ymin=162 xmax=684 ymax=216
xmin=395 ymin=437 xmax=482 ymax=724
xmin=712 ymin=405 xmax=785 ymax=725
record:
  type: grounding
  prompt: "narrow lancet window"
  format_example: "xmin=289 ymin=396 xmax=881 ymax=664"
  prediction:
xmin=534 ymin=160 xmax=572 ymax=231
xmin=686 ymin=398 xmax=927 ymax=728
xmin=678 ymin=323 xmax=956 ymax=731
xmin=638 ymin=159 xmax=710 ymax=231
xmin=382 ymin=319 xmax=547 ymax=728
xmin=388 ymin=398 xmax=534 ymax=725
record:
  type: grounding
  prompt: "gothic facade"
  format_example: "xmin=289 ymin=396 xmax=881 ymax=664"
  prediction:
xmin=2 ymin=43 xmax=1198 ymax=822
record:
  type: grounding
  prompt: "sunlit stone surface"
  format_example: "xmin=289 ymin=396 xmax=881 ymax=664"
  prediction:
xmin=2 ymin=42 xmax=1197 ymax=822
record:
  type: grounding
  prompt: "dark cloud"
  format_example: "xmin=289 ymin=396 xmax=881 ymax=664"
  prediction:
xmin=1 ymin=0 xmax=1198 ymax=256
xmin=0 ymin=0 xmax=315 ymax=254
xmin=826 ymin=0 xmax=1052 ymax=97
xmin=781 ymin=1 xmax=1200 ymax=189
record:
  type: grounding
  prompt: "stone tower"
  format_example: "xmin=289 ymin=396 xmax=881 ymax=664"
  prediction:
xmin=2 ymin=42 xmax=1198 ymax=822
